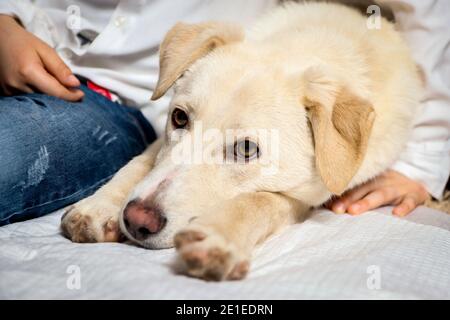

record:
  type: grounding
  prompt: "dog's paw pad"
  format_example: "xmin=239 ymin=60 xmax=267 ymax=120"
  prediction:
xmin=228 ymin=261 xmax=250 ymax=280
xmin=174 ymin=230 xmax=206 ymax=249
xmin=61 ymin=210 xmax=96 ymax=243
xmin=182 ymin=248 xmax=210 ymax=269
xmin=102 ymin=219 xmax=122 ymax=242
xmin=175 ymin=228 xmax=249 ymax=281
xmin=60 ymin=200 xmax=122 ymax=243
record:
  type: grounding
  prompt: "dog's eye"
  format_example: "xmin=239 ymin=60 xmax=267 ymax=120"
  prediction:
xmin=171 ymin=108 xmax=189 ymax=129
xmin=234 ymin=139 xmax=259 ymax=161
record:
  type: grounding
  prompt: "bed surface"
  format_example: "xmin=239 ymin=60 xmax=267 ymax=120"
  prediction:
xmin=1 ymin=206 xmax=449 ymax=299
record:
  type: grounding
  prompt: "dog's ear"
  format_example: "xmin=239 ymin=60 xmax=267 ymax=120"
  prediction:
xmin=301 ymin=66 xmax=375 ymax=195
xmin=151 ymin=22 xmax=244 ymax=100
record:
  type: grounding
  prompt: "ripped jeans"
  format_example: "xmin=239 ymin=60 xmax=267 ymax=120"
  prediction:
xmin=0 ymin=85 xmax=157 ymax=226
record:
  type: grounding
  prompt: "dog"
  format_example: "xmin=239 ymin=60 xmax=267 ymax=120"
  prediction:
xmin=61 ymin=1 xmax=421 ymax=281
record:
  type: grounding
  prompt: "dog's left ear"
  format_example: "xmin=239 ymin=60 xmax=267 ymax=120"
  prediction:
xmin=151 ymin=22 xmax=244 ymax=100
xmin=301 ymin=66 xmax=376 ymax=195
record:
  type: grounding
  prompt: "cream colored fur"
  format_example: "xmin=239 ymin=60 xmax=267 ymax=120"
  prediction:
xmin=61 ymin=2 xmax=421 ymax=281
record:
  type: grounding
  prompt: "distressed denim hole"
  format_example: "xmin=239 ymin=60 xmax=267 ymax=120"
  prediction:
xmin=32 ymin=99 xmax=46 ymax=107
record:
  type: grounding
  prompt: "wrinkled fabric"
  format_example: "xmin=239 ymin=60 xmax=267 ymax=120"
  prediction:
xmin=0 ymin=207 xmax=449 ymax=299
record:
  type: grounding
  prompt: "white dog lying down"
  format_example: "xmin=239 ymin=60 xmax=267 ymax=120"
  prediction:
xmin=61 ymin=2 xmax=421 ymax=281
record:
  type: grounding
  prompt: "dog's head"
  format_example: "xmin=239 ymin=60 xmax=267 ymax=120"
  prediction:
xmin=119 ymin=22 xmax=375 ymax=248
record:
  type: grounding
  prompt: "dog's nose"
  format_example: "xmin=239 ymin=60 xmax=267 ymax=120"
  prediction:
xmin=123 ymin=199 xmax=167 ymax=240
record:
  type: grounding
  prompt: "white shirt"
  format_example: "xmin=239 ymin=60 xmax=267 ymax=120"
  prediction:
xmin=0 ymin=0 xmax=277 ymax=134
xmin=1 ymin=0 xmax=449 ymax=199
xmin=379 ymin=0 xmax=450 ymax=199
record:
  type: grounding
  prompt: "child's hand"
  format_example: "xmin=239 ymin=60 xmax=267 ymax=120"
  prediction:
xmin=0 ymin=15 xmax=84 ymax=101
xmin=328 ymin=170 xmax=430 ymax=217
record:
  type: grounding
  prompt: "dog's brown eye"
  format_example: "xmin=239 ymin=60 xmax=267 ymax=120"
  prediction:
xmin=234 ymin=139 xmax=259 ymax=161
xmin=171 ymin=108 xmax=189 ymax=129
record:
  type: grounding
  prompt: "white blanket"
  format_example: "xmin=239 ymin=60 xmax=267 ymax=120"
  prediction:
xmin=1 ymin=206 xmax=449 ymax=299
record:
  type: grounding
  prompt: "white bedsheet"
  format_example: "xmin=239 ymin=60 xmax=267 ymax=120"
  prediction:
xmin=1 ymin=206 xmax=449 ymax=299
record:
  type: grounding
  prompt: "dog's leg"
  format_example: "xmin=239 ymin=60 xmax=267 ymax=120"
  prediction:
xmin=174 ymin=192 xmax=306 ymax=281
xmin=61 ymin=138 xmax=163 ymax=243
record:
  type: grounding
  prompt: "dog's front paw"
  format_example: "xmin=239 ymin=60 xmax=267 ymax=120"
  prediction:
xmin=174 ymin=227 xmax=250 ymax=281
xmin=61 ymin=197 xmax=123 ymax=243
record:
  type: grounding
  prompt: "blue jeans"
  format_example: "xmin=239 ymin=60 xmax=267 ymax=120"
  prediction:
xmin=0 ymin=85 xmax=156 ymax=226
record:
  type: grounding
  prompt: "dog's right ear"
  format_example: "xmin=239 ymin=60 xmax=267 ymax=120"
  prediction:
xmin=151 ymin=22 xmax=244 ymax=100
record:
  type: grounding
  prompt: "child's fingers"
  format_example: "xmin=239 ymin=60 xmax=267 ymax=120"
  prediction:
xmin=25 ymin=64 xmax=84 ymax=101
xmin=393 ymin=196 xmax=417 ymax=217
xmin=347 ymin=187 xmax=398 ymax=215
xmin=331 ymin=180 xmax=378 ymax=213
xmin=38 ymin=44 xmax=80 ymax=88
